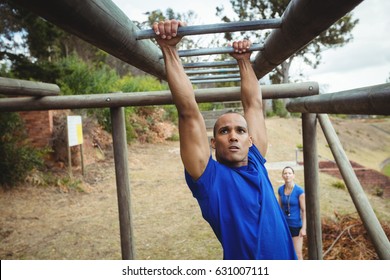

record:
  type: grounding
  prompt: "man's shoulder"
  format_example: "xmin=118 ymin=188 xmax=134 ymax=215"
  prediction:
xmin=249 ymin=144 xmax=266 ymax=164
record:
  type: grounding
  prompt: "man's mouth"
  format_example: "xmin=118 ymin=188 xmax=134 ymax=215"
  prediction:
xmin=229 ymin=145 xmax=240 ymax=150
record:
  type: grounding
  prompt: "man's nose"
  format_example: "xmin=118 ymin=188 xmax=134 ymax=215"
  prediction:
xmin=229 ymin=132 xmax=238 ymax=142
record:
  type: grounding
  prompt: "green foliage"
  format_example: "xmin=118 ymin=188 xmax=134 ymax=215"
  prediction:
xmin=8 ymin=53 xmax=61 ymax=83
xmin=0 ymin=112 xmax=44 ymax=188
xmin=272 ymin=99 xmax=288 ymax=117
xmin=372 ymin=186 xmax=384 ymax=198
xmin=162 ymin=105 xmax=178 ymax=124
xmin=198 ymin=102 xmax=226 ymax=112
xmin=55 ymin=54 xmax=119 ymax=95
xmin=116 ymin=75 xmax=168 ymax=93
xmin=382 ymin=163 xmax=390 ymax=177
xmin=331 ymin=180 xmax=346 ymax=190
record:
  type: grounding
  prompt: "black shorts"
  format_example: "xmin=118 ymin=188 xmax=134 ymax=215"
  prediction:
xmin=289 ymin=226 xmax=301 ymax=237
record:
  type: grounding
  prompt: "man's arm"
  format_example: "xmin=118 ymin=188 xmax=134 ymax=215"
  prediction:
xmin=230 ymin=40 xmax=268 ymax=156
xmin=153 ymin=20 xmax=210 ymax=180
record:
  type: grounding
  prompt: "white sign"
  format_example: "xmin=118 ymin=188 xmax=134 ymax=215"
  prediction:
xmin=67 ymin=116 xmax=83 ymax=147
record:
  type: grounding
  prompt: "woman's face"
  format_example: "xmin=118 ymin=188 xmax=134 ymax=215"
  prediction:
xmin=282 ymin=168 xmax=295 ymax=184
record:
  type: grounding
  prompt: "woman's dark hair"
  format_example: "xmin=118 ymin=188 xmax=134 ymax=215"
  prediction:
xmin=282 ymin=166 xmax=295 ymax=174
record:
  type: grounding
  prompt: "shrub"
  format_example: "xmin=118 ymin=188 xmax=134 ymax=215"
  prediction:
xmin=331 ymin=180 xmax=346 ymax=190
xmin=272 ymin=99 xmax=288 ymax=118
xmin=0 ymin=112 xmax=45 ymax=188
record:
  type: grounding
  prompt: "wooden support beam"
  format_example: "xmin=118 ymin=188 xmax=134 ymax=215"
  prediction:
xmin=0 ymin=77 xmax=60 ymax=97
xmin=110 ymin=107 xmax=135 ymax=260
xmin=302 ymin=113 xmax=323 ymax=260
xmin=0 ymin=82 xmax=319 ymax=112
xmin=286 ymin=83 xmax=390 ymax=115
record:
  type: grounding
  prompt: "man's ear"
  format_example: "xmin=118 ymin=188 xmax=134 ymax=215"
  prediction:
xmin=249 ymin=136 xmax=253 ymax=147
xmin=210 ymin=137 xmax=216 ymax=149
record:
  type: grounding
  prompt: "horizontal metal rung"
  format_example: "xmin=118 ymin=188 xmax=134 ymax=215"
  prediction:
xmin=136 ymin=18 xmax=282 ymax=40
xmin=183 ymin=59 xmax=255 ymax=68
xmin=160 ymin=44 xmax=263 ymax=59
xmin=191 ymin=78 xmax=241 ymax=84
xmin=184 ymin=60 xmax=237 ymax=68
xmin=190 ymin=74 xmax=241 ymax=80
xmin=186 ymin=68 xmax=239 ymax=75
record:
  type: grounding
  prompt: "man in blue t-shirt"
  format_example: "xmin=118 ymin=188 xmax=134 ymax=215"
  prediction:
xmin=153 ymin=20 xmax=296 ymax=260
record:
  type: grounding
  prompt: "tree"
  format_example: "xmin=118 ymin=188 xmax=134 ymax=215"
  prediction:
xmin=0 ymin=0 xmax=137 ymax=80
xmin=216 ymin=0 xmax=358 ymax=116
xmin=216 ymin=0 xmax=359 ymax=84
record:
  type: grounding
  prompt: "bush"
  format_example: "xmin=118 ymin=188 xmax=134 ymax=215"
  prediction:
xmin=272 ymin=99 xmax=288 ymax=118
xmin=0 ymin=112 xmax=44 ymax=188
xmin=331 ymin=180 xmax=346 ymax=190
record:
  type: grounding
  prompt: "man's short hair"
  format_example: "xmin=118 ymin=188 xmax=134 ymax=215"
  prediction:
xmin=213 ymin=111 xmax=245 ymax=137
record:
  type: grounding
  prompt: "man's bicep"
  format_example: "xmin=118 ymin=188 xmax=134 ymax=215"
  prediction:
xmin=178 ymin=113 xmax=210 ymax=180
xmin=245 ymin=108 xmax=268 ymax=156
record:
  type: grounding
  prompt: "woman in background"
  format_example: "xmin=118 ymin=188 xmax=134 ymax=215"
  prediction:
xmin=278 ymin=166 xmax=306 ymax=260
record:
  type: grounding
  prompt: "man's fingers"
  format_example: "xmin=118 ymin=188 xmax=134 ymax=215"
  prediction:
xmin=157 ymin=21 xmax=166 ymax=38
xmin=152 ymin=22 xmax=160 ymax=35
xmin=232 ymin=40 xmax=252 ymax=53
xmin=155 ymin=19 xmax=185 ymax=39
xmin=170 ymin=19 xmax=180 ymax=37
xmin=164 ymin=20 xmax=173 ymax=39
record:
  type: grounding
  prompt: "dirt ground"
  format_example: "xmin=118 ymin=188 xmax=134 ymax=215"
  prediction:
xmin=0 ymin=117 xmax=389 ymax=260
xmin=0 ymin=141 xmax=223 ymax=260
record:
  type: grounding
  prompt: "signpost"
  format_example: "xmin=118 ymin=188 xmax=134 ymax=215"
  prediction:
xmin=67 ymin=116 xmax=84 ymax=176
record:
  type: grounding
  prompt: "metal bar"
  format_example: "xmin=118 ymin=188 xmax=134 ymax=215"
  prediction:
xmin=12 ymin=0 xmax=166 ymax=80
xmin=189 ymin=74 xmax=240 ymax=80
xmin=110 ymin=107 xmax=135 ymax=260
xmin=191 ymin=78 xmax=241 ymax=84
xmin=0 ymin=77 xmax=60 ymax=97
xmin=185 ymin=68 xmax=239 ymax=75
xmin=183 ymin=60 xmax=239 ymax=68
xmin=173 ymin=44 xmax=263 ymax=58
xmin=318 ymin=114 xmax=390 ymax=260
xmin=252 ymin=0 xmax=364 ymax=79
xmin=0 ymin=82 xmax=319 ymax=111
xmin=136 ymin=18 xmax=282 ymax=40
xmin=302 ymin=113 xmax=323 ymax=260
xmin=286 ymin=83 xmax=390 ymax=115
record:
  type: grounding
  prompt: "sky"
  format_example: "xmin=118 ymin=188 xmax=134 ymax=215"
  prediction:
xmin=112 ymin=0 xmax=390 ymax=93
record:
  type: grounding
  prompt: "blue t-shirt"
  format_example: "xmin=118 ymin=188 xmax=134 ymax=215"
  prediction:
xmin=278 ymin=184 xmax=304 ymax=228
xmin=185 ymin=145 xmax=297 ymax=260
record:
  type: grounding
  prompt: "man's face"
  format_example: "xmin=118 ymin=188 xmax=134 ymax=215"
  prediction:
xmin=211 ymin=113 xmax=252 ymax=167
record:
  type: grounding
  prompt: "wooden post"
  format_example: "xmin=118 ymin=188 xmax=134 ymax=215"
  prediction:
xmin=80 ymin=144 xmax=85 ymax=176
xmin=302 ymin=113 xmax=323 ymax=260
xmin=110 ymin=107 xmax=134 ymax=260
xmin=318 ymin=114 xmax=390 ymax=260
xmin=66 ymin=126 xmax=72 ymax=178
